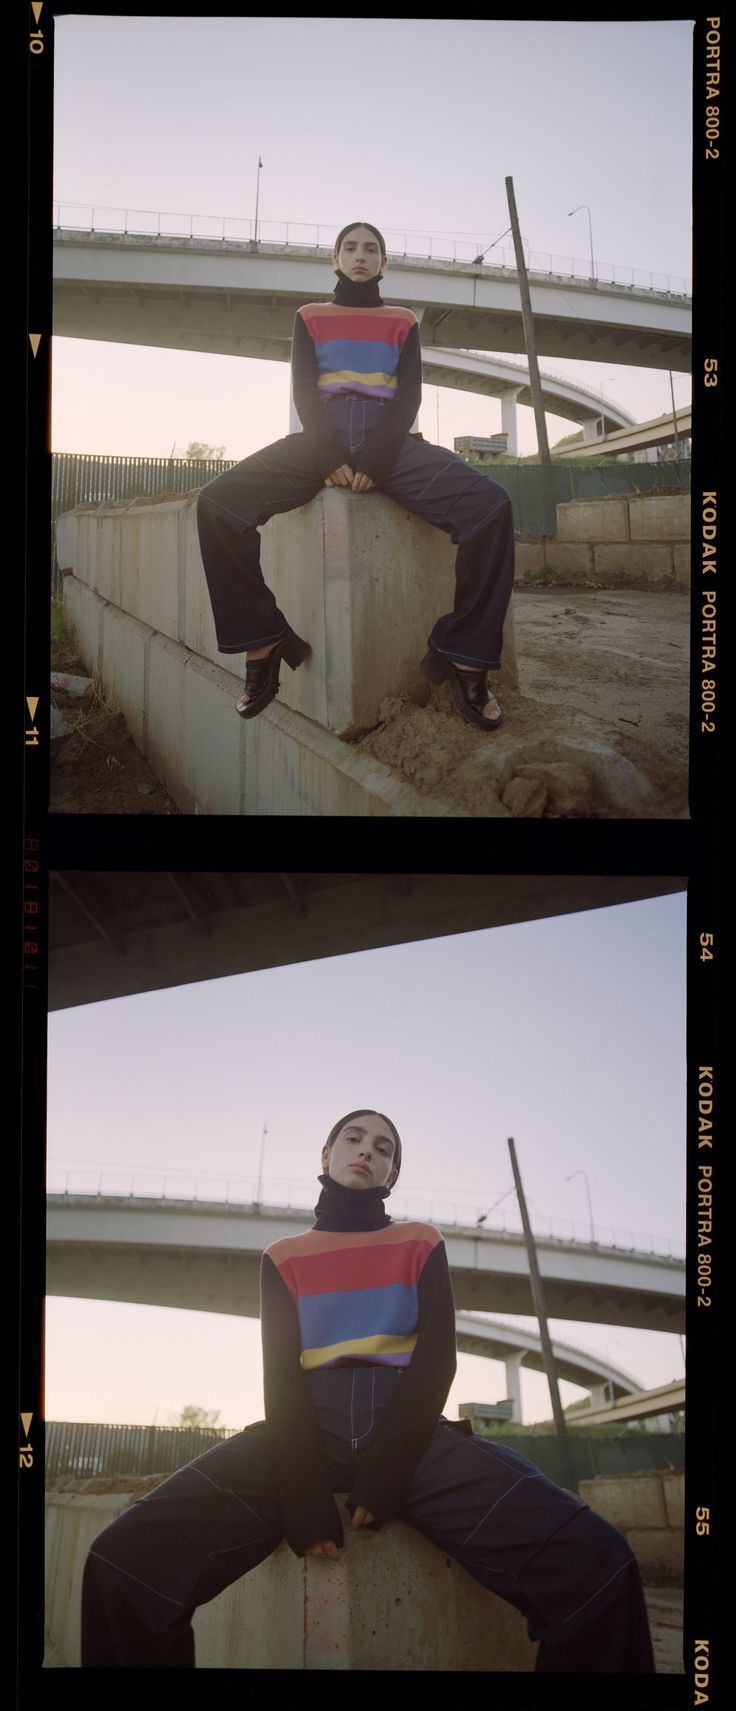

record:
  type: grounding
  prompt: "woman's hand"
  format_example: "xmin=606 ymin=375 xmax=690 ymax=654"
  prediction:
xmin=324 ymin=464 xmax=355 ymax=487
xmin=351 ymin=473 xmax=375 ymax=493
xmin=306 ymin=1538 xmax=341 ymax=1560
xmin=350 ymin=1506 xmax=375 ymax=1529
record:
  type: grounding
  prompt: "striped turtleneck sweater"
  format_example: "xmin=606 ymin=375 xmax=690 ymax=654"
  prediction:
xmin=290 ymin=272 xmax=423 ymax=484
xmin=259 ymin=1183 xmax=457 ymax=1557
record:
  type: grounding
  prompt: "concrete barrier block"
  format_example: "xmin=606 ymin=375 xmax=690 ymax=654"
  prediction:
xmin=99 ymin=608 xmax=154 ymax=751
xmin=515 ymin=540 xmax=547 ymax=578
xmin=673 ymin=544 xmax=691 ymax=584
xmin=593 ymin=543 xmax=675 ymax=584
xmin=627 ymin=1527 xmax=684 ymax=1586
xmin=580 ymin=1472 xmax=668 ymax=1529
xmin=180 ymin=653 xmax=248 ymax=817
xmin=62 ymin=576 xmax=107 ymax=677
xmin=55 ymin=510 xmax=78 ymax=572
xmin=662 ymin=1471 xmax=685 ymax=1528
xmin=556 ymin=499 xmax=630 ymax=543
xmin=122 ymin=503 xmax=181 ymax=636
xmin=192 ymin=1498 xmax=537 ymax=1670
xmin=46 ymin=1493 xmax=132 ymax=1668
xmin=629 ymin=494 xmax=690 ymax=540
xmin=241 ymin=699 xmax=459 ymax=818
xmin=543 ymin=543 xmax=595 ymax=579
xmin=145 ymin=634 xmax=197 ymax=812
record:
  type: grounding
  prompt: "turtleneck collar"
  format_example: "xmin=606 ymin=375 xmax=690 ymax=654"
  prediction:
xmin=312 ymin=1172 xmax=392 ymax=1232
xmin=331 ymin=267 xmax=385 ymax=308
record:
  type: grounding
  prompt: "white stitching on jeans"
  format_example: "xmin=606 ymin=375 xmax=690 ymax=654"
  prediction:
xmin=461 ymin=1472 xmax=540 ymax=1546
xmin=560 ymin=1556 xmax=633 ymax=1626
xmin=188 ymin=1464 xmax=261 ymax=1520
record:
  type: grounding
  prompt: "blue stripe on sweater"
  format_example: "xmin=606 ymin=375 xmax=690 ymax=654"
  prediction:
xmin=315 ymin=338 xmax=401 ymax=376
xmin=297 ymin=1281 xmax=418 ymax=1350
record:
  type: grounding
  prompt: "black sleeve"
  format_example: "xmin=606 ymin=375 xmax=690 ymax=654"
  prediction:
xmin=290 ymin=312 xmax=348 ymax=478
xmin=352 ymin=320 xmax=424 ymax=484
xmin=260 ymin=1253 xmax=344 ymax=1556
xmin=345 ymin=1239 xmax=457 ymax=1525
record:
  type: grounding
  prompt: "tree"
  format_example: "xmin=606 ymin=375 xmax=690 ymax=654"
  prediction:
xmin=184 ymin=441 xmax=226 ymax=461
xmin=169 ymin=1404 xmax=222 ymax=1429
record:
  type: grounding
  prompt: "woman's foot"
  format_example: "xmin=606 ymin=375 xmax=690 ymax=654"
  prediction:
xmin=237 ymin=635 xmax=284 ymax=713
xmin=453 ymin=664 xmax=503 ymax=725
xmin=236 ymin=629 xmax=311 ymax=719
xmin=419 ymin=651 xmax=503 ymax=732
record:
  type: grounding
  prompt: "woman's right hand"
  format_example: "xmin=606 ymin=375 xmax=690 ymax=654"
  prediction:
xmin=324 ymin=464 xmax=355 ymax=487
xmin=306 ymin=1538 xmax=341 ymax=1560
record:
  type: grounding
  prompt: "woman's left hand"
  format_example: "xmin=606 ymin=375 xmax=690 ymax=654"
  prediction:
xmin=350 ymin=1505 xmax=375 ymax=1528
xmin=351 ymin=472 xmax=375 ymax=493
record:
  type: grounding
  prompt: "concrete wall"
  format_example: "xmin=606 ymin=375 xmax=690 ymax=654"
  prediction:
xmin=45 ymin=1491 xmax=537 ymax=1670
xmin=515 ymin=492 xmax=690 ymax=588
xmin=60 ymin=578 xmax=464 ymax=815
xmin=58 ymin=489 xmax=518 ymax=740
xmin=579 ymin=1470 xmax=684 ymax=1585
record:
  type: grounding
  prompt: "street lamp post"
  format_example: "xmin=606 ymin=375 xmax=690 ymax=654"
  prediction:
xmin=565 ymin=1168 xmax=597 ymax=1245
xmin=254 ymin=156 xmax=263 ymax=245
xmin=568 ymin=204 xmax=596 ymax=283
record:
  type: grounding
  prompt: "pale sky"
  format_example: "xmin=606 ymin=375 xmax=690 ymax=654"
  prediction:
xmin=45 ymin=892 xmax=686 ymax=1430
xmin=51 ymin=15 xmax=693 ymax=461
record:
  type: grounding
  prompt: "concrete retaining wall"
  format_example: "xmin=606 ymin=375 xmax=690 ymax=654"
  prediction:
xmin=58 ymin=489 xmax=518 ymax=738
xmin=579 ymin=1470 xmax=684 ymax=1585
xmin=516 ymin=492 xmax=690 ymax=588
xmin=45 ymin=1491 xmax=537 ymax=1670
xmin=61 ymin=578 xmax=463 ymax=816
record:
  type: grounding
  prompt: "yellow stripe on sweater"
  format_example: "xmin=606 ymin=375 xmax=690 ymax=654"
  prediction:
xmin=301 ymin=1332 xmax=417 ymax=1370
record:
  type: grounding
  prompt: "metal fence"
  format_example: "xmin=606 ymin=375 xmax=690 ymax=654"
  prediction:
xmin=45 ymin=1420 xmax=683 ymax=1491
xmin=52 ymin=450 xmax=691 ymax=548
xmin=46 ymin=1419 xmax=238 ymax=1479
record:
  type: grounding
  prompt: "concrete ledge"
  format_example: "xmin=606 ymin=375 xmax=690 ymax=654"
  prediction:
xmin=45 ymin=1492 xmax=538 ymax=1670
xmin=543 ymin=542 xmax=595 ymax=579
xmin=662 ymin=1472 xmax=685 ymax=1528
xmin=99 ymin=609 xmax=154 ymax=752
xmin=626 ymin=1528 xmax=684 ymax=1585
xmin=62 ymin=577 xmax=107 ymax=676
xmin=579 ymin=1471 xmax=683 ymax=1587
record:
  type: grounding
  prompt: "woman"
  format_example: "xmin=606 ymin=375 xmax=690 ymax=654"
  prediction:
xmin=81 ymin=1110 xmax=654 ymax=1672
xmin=196 ymin=223 xmax=515 ymax=731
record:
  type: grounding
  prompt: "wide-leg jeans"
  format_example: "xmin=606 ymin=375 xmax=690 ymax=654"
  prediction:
xmin=81 ymin=1367 xmax=654 ymax=1672
xmin=196 ymin=398 xmax=515 ymax=671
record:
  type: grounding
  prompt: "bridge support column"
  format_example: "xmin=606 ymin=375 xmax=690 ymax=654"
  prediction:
xmin=589 ymin=1384 xmax=610 ymax=1410
xmin=504 ymin=1351 xmax=525 ymax=1423
xmin=500 ymin=387 xmax=523 ymax=457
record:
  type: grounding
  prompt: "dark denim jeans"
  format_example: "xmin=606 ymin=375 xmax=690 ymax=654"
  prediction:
xmin=196 ymin=398 xmax=515 ymax=669
xmin=81 ymin=1366 xmax=653 ymax=1671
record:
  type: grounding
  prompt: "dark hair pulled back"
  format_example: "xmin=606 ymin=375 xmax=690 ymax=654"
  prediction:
xmin=333 ymin=221 xmax=387 ymax=259
xmin=324 ymin=1109 xmax=401 ymax=1178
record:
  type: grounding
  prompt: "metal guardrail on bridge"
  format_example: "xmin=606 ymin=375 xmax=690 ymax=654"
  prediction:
xmin=53 ymin=205 xmax=692 ymax=297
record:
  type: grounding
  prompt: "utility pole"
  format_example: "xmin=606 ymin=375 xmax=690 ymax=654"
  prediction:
xmin=668 ymin=371 xmax=681 ymax=460
xmin=505 ymin=177 xmax=551 ymax=464
xmin=507 ymin=1137 xmax=567 ymax=1436
xmin=254 ymin=156 xmax=263 ymax=245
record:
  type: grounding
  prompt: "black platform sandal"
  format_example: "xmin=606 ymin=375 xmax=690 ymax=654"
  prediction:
xmin=236 ymin=628 xmax=311 ymax=720
xmin=419 ymin=649 xmax=503 ymax=732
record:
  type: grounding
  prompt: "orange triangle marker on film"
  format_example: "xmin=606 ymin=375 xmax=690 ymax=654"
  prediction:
xmin=21 ymin=1413 xmax=33 ymax=1437
xmin=32 ymin=4 xmax=43 ymax=23
xmin=26 ymin=697 xmax=39 ymax=720
xmin=29 ymin=334 xmax=42 ymax=358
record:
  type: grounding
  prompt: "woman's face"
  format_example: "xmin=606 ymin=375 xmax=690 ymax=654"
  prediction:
xmin=322 ymin=1115 xmax=398 ymax=1190
xmin=333 ymin=226 xmax=387 ymax=282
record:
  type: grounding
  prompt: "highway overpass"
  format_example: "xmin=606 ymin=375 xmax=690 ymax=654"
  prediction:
xmin=554 ymin=404 xmax=692 ymax=460
xmin=46 ymin=1195 xmax=685 ymax=1335
xmin=48 ymin=872 xmax=688 ymax=1011
xmin=53 ymin=228 xmax=692 ymax=375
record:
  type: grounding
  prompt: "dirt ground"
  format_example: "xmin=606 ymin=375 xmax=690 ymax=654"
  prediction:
xmin=355 ymin=587 xmax=690 ymax=819
xmin=50 ymin=586 xmax=689 ymax=817
xmin=50 ymin=628 xmax=180 ymax=816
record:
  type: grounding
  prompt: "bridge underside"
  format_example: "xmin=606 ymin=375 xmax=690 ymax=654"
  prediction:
xmin=54 ymin=283 xmax=692 ymax=374
xmin=47 ymin=1243 xmax=684 ymax=1337
xmin=48 ymin=872 xmax=686 ymax=1011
